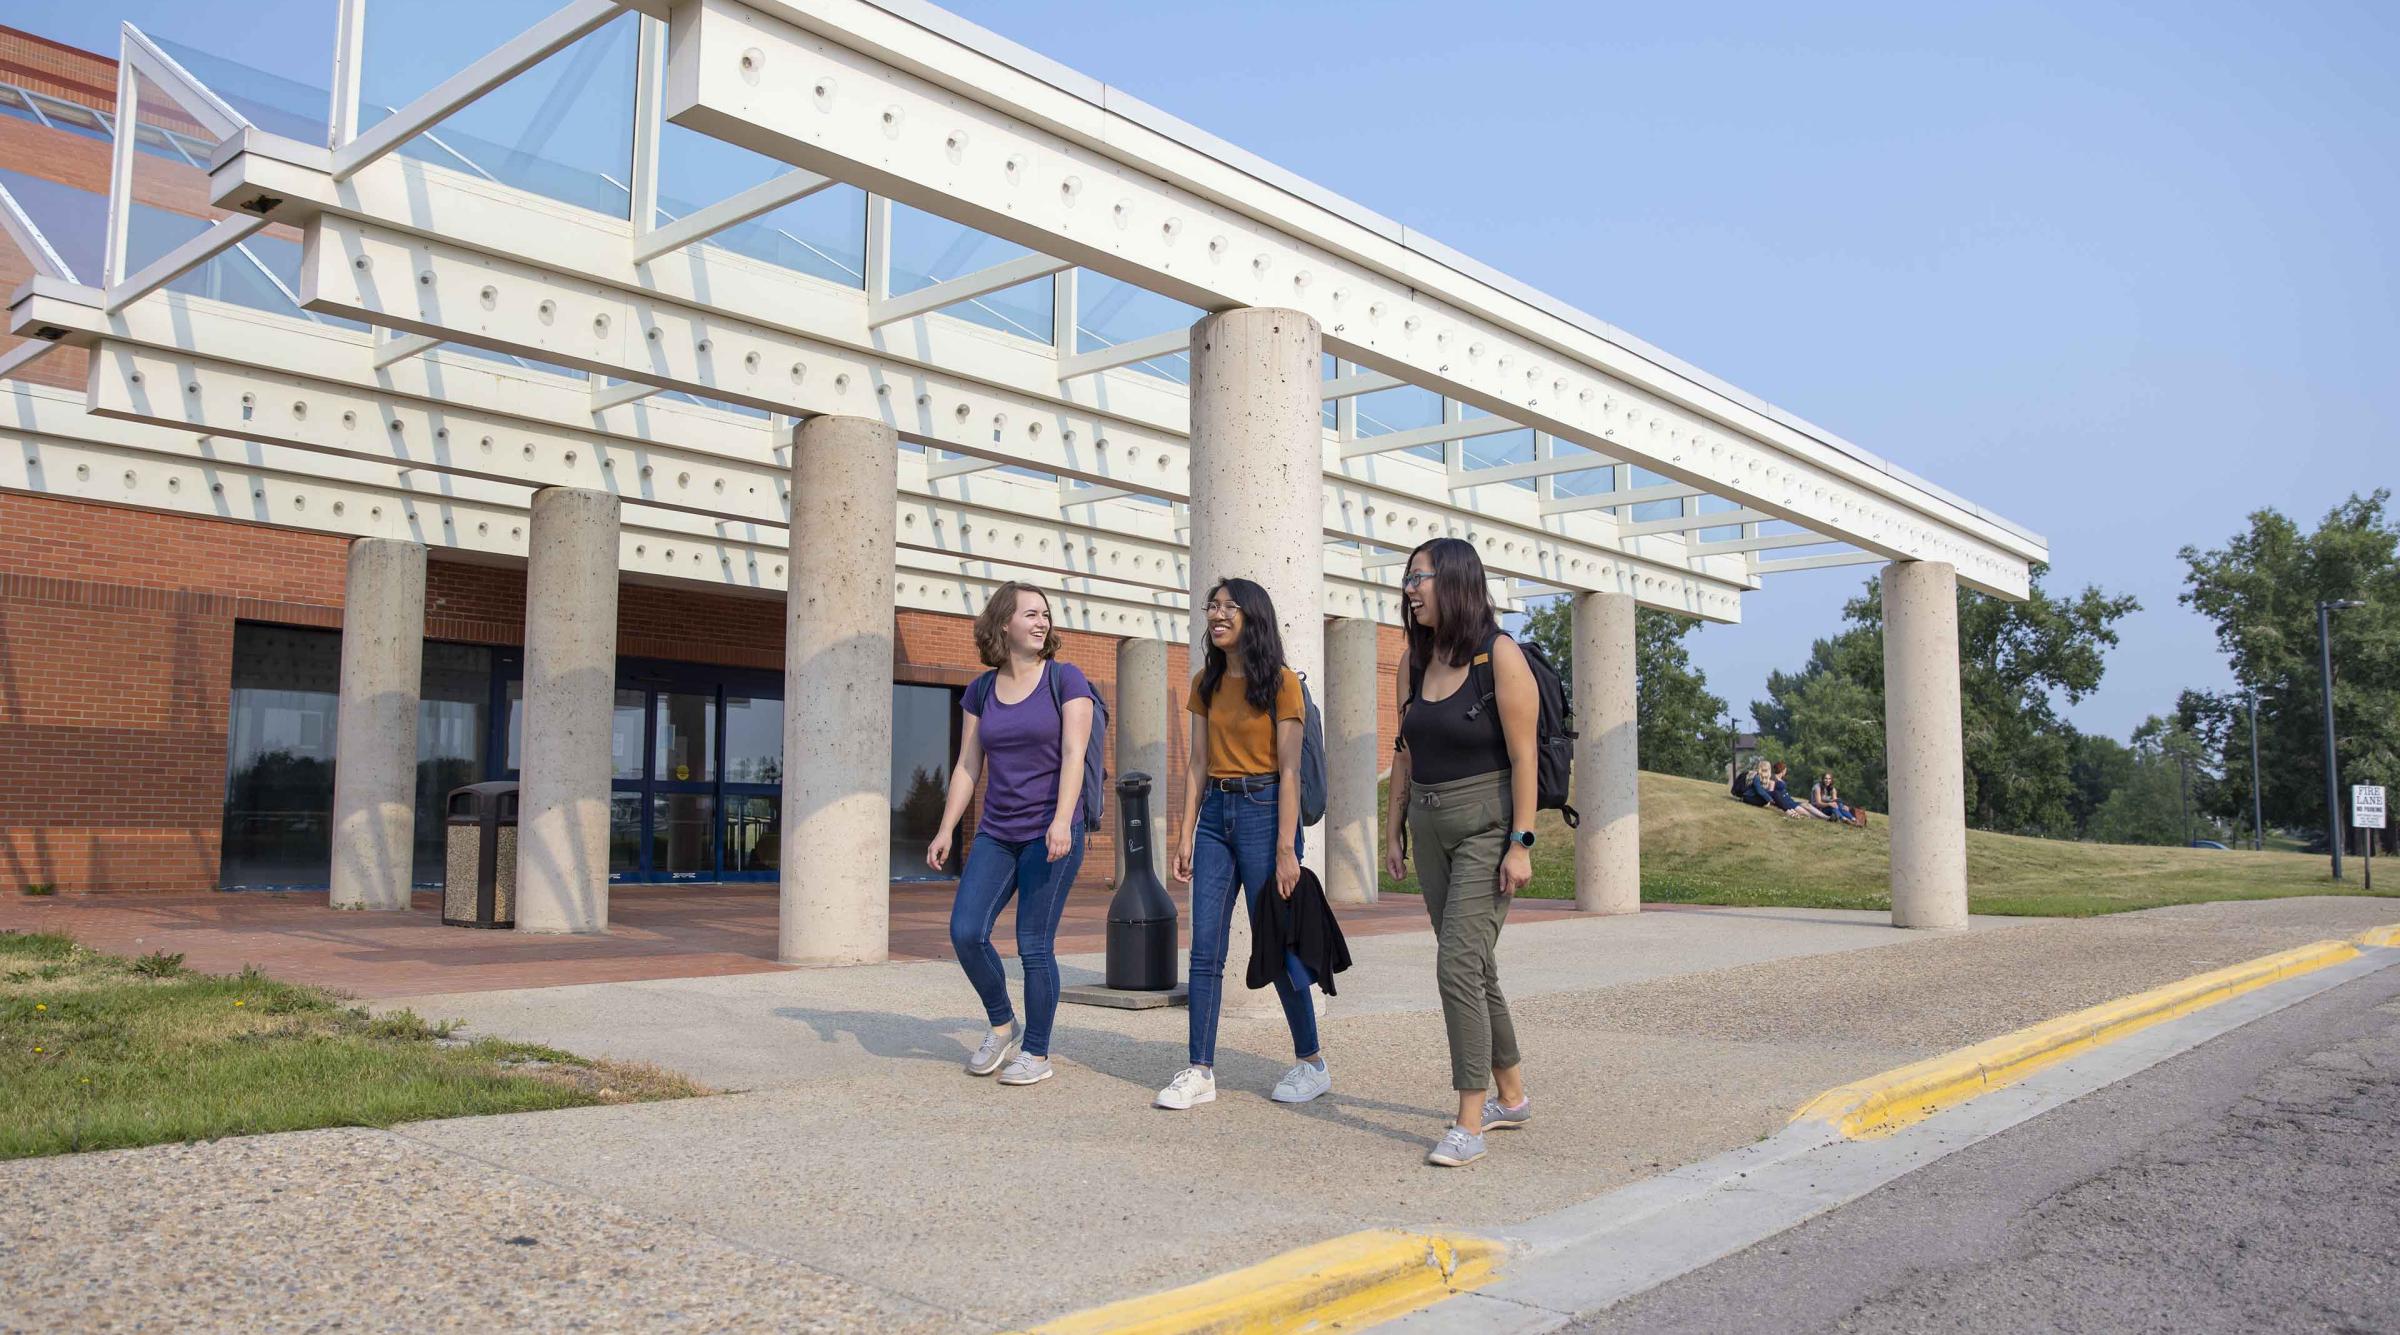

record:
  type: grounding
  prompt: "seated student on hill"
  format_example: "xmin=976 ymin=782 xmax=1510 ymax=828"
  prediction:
xmin=1734 ymin=758 xmax=1775 ymax=808
xmin=1812 ymin=772 xmax=1867 ymax=828
xmin=1769 ymin=761 xmax=1832 ymax=820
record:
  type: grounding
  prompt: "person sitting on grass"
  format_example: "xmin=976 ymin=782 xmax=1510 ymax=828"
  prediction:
xmin=1769 ymin=761 xmax=1831 ymax=820
xmin=1812 ymin=772 xmax=1868 ymax=828
xmin=1735 ymin=758 xmax=1776 ymax=808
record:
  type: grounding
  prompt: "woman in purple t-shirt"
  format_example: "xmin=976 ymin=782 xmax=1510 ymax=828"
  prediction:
xmin=926 ymin=581 xmax=1096 ymax=1087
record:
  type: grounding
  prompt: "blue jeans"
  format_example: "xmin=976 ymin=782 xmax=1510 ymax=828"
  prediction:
xmin=1187 ymin=782 xmax=1319 ymax=1068
xmin=949 ymin=826 xmax=1085 ymax=1058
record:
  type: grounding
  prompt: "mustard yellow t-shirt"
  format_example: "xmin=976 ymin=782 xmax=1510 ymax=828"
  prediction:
xmin=1187 ymin=667 xmax=1304 ymax=779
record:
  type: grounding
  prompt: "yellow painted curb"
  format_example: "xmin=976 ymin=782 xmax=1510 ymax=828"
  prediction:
xmin=1792 ymin=938 xmax=2363 ymax=1139
xmin=2353 ymin=923 xmax=2400 ymax=950
xmin=1023 ymin=1228 xmax=1503 ymax=1335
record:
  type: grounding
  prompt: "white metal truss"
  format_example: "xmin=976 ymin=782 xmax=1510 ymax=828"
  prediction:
xmin=659 ymin=0 xmax=2040 ymax=597
xmin=198 ymin=135 xmax=1742 ymax=608
xmin=868 ymin=253 xmax=1074 ymax=328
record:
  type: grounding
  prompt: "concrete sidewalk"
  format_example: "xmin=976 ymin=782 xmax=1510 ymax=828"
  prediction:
xmin=8 ymin=896 xmax=2396 ymax=1332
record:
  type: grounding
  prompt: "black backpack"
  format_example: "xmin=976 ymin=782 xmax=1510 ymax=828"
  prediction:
xmin=1407 ymin=631 xmax=1580 ymax=828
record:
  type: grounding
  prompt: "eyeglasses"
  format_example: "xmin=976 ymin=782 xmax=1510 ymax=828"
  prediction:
xmin=1203 ymin=601 xmax=1241 ymax=615
xmin=1401 ymin=571 xmax=1434 ymax=589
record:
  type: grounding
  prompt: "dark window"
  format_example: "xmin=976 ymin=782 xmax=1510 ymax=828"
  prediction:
xmin=221 ymin=626 xmax=341 ymax=888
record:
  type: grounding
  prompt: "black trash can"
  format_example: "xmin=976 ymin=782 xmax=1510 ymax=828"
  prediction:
xmin=1106 ymin=772 xmax=1179 ymax=990
xmin=443 ymin=781 xmax=519 ymax=928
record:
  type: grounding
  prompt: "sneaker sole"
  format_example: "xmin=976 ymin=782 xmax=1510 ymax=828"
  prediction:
xmin=1271 ymin=1084 xmax=1330 ymax=1104
xmin=1154 ymin=1089 xmax=1217 ymax=1109
xmin=998 ymin=1067 xmax=1053 ymax=1086
xmin=1427 ymin=1147 xmax=1486 ymax=1167
xmin=1484 ymin=1116 xmax=1529 ymax=1130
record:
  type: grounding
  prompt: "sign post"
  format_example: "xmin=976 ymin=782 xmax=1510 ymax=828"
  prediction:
xmin=2355 ymin=785 xmax=2386 ymax=891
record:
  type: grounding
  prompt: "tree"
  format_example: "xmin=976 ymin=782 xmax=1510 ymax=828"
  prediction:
xmin=1753 ymin=564 xmax=2138 ymax=834
xmin=2178 ymin=491 xmax=2400 ymax=848
xmin=1520 ymin=602 xmax=1736 ymax=781
xmin=2087 ymin=716 xmax=2221 ymax=846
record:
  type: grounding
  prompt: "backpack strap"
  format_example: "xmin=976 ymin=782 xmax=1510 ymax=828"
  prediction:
xmin=1462 ymin=630 xmax=1502 ymax=723
xmin=964 ymin=669 xmax=997 ymax=716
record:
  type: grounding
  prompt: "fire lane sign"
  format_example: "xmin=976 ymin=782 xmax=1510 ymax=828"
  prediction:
xmin=2356 ymin=784 xmax=2388 ymax=830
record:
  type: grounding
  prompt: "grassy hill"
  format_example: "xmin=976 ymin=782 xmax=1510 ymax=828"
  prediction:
xmin=1379 ymin=771 xmax=2391 ymax=917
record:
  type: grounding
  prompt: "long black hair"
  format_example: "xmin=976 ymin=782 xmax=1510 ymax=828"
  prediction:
xmin=1403 ymin=536 xmax=1501 ymax=673
xmin=1195 ymin=577 xmax=1287 ymax=713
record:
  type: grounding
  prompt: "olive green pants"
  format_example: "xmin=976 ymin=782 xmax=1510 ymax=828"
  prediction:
xmin=1408 ymin=770 xmax=1521 ymax=1091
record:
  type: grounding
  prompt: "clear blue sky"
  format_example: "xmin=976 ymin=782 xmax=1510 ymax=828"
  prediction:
xmin=21 ymin=1 xmax=2398 ymax=740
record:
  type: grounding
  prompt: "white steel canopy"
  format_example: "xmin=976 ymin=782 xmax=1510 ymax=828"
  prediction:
xmin=3 ymin=0 xmax=2047 ymax=641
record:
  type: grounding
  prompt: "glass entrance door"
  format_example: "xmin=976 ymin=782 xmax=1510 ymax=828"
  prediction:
xmin=503 ymin=658 xmax=783 ymax=884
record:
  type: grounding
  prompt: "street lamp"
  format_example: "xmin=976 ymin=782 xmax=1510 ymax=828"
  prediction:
xmin=2247 ymin=686 xmax=2275 ymax=852
xmin=2318 ymin=599 xmax=2365 ymax=881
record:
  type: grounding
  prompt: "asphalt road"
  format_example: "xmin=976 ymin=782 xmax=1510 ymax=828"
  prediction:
xmin=1576 ymin=959 xmax=2400 ymax=1335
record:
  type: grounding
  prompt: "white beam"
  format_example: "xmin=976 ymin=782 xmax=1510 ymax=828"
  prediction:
xmin=0 ymin=183 xmax=74 ymax=282
xmin=326 ymin=0 xmax=367 ymax=147
xmin=1322 ymin=369 xmax=1402 ymax=400
xmin=1339 ymin=414 xmax=1524 ymax=461
xmin=589 ymin=377 xmax=664 ymax=412
xmin=633 ymin=168 xmax=834 ymax=264
xmin=1446 ymin=449 xmax=1619 ymax=488
xmin=103 ymin=214 xmax=268 ymax=314
xmin=122 ymin=25 xmax=250 ymax=142
xmin=1540 ymin=481 xmax=1706 ymax=516
xmin=1694 ymin=531 xmax=1840 ymax=556
xmin=1616 ymin=507 xmax=1773 ymax=537
xmin=925 ymin=452 xmax=998 ymax=480
xmin=1755 ymin=550 xmax=1883 ymax=575
xmin=1056 ymin=328 xmax=1190 ymax=381
xmin=371 ymin=332 xmax=442 ymax=371
xmin=867 ymin=251 xmax=1073 ymax=327
xmin=331 ymin=0 xmax=620 ymax=182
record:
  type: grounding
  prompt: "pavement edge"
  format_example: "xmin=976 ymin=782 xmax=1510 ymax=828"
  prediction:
xmin=1022 ymin=1228 xmax=1504 ymax=1335
xmin=1790 ymin=930 xmax=2392 ymax=1138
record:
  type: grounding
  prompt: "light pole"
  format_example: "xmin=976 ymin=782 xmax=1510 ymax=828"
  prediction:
xmin=2247 ymin=687 xmax=2273 ymax=851
xmin=2318 ymin=599 xmax=2364 ymax=881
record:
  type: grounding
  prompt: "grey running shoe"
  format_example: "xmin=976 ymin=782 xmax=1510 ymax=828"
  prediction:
xmin=966 ymin=1021 xmax=1021 ymax=1076
xmin=1426 ymin=1125 xmax=1487 ymax=1167
xmin=1481 ymin=1094 xmax=1531 ymax=1130
xmin=1271 ymin=1060 xmax=1332 ymax=1104
xmin=997 ymin=1053 xmax=1052 ymax=1086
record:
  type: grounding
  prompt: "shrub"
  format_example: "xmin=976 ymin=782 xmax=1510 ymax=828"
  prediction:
xmin=129 ymin=951 xmax=187 ymax=978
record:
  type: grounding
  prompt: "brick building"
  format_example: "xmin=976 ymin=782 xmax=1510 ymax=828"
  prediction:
xmin=0 ymin=25 xmax=1414 ymax=906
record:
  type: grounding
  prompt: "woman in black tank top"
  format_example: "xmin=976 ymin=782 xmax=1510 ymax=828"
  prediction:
xmin=1387 ymin=536 xmax=1539 ymax=1168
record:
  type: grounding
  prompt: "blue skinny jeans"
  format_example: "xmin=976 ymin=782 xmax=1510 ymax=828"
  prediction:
xmin=949 ymin=825 xmax=1085 ymax=1058
xmin=1186 ymin=782 xmax=1319 ymax=1068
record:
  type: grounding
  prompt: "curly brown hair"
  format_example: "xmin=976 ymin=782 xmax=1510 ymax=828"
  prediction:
xmin=973 ymin=582 xmax=1058 ymax=668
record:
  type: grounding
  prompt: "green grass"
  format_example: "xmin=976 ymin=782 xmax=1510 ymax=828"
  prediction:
xmin=0 ymin=932 xmax=701 ymax=1160
xmin=1380 ymin=771 xmax=2396 ymax=917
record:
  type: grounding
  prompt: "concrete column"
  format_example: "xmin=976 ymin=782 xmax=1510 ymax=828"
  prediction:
xmin=780 ymin=414 xmax=898 ymax=965
xmin=1884 ymin=560 xmax=1969 ymax=929
xmin=1572 ymin=591 xmax=1640 ymax=914
xmin=1324 ymin=616 xmax=1380 ymax=905
xmin=1114 ymin=637 xmax=1170 ymax=886
xmin=1189 ymin=306 xmax=1323 ymax=1020
xmin=516 ymin=488 xmax=620 ymax=935
xmin=328 ymin=538 xmax=426 ymax=911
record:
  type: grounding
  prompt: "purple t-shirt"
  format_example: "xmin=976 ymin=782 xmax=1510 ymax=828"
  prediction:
xmin=964 ymin=662 xmax=1095 ymax=842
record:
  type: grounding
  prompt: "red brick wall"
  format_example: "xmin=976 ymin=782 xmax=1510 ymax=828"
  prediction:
xmin=0 ymin=494 xmax=1226 ymax=895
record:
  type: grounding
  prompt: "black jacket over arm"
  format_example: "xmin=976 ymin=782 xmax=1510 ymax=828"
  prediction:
xmin=1246 ymin=867 xmax=1353 ymax=995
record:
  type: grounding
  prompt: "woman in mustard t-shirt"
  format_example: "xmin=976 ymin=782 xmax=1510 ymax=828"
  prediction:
xmin=1153 ymin=577 xmax=1332 ymax=1111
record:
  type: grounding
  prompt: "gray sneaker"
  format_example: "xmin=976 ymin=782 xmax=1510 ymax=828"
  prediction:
xmin=966 ymin=1022 xmax=1021 ymax=1076
xmin=1271 ymin=1060 xmax=1332 ymax=1104
xmin=1426 ymin=1125 xmax=1487 ymax=1167
xmin=997 ymin=1052 xmax=1053 ymax=1086
xmin=1481 ymin=1094 xmax=1531 ymax=1130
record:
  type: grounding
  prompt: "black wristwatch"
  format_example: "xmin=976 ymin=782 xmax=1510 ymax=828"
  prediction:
xmin=1508 ymin=829 xmax=1536 ymax=849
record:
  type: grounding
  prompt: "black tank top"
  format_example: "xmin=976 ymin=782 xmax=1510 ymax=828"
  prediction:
xmin=1400 ymin=665 xmax=1511 ymax=785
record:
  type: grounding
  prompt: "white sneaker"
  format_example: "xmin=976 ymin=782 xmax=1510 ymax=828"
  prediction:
xmin=1271 ymin=1060 xmax=1331 ymax=1104
xmin=1154 ymin=1066 xmax=1217 ymax=1109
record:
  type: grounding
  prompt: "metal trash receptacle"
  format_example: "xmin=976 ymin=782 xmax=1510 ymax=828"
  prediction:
xmin=443 ymin=781 xmax=519 ymax=928
xmin=1105 ymin=772 xmax=1179 ymax=990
